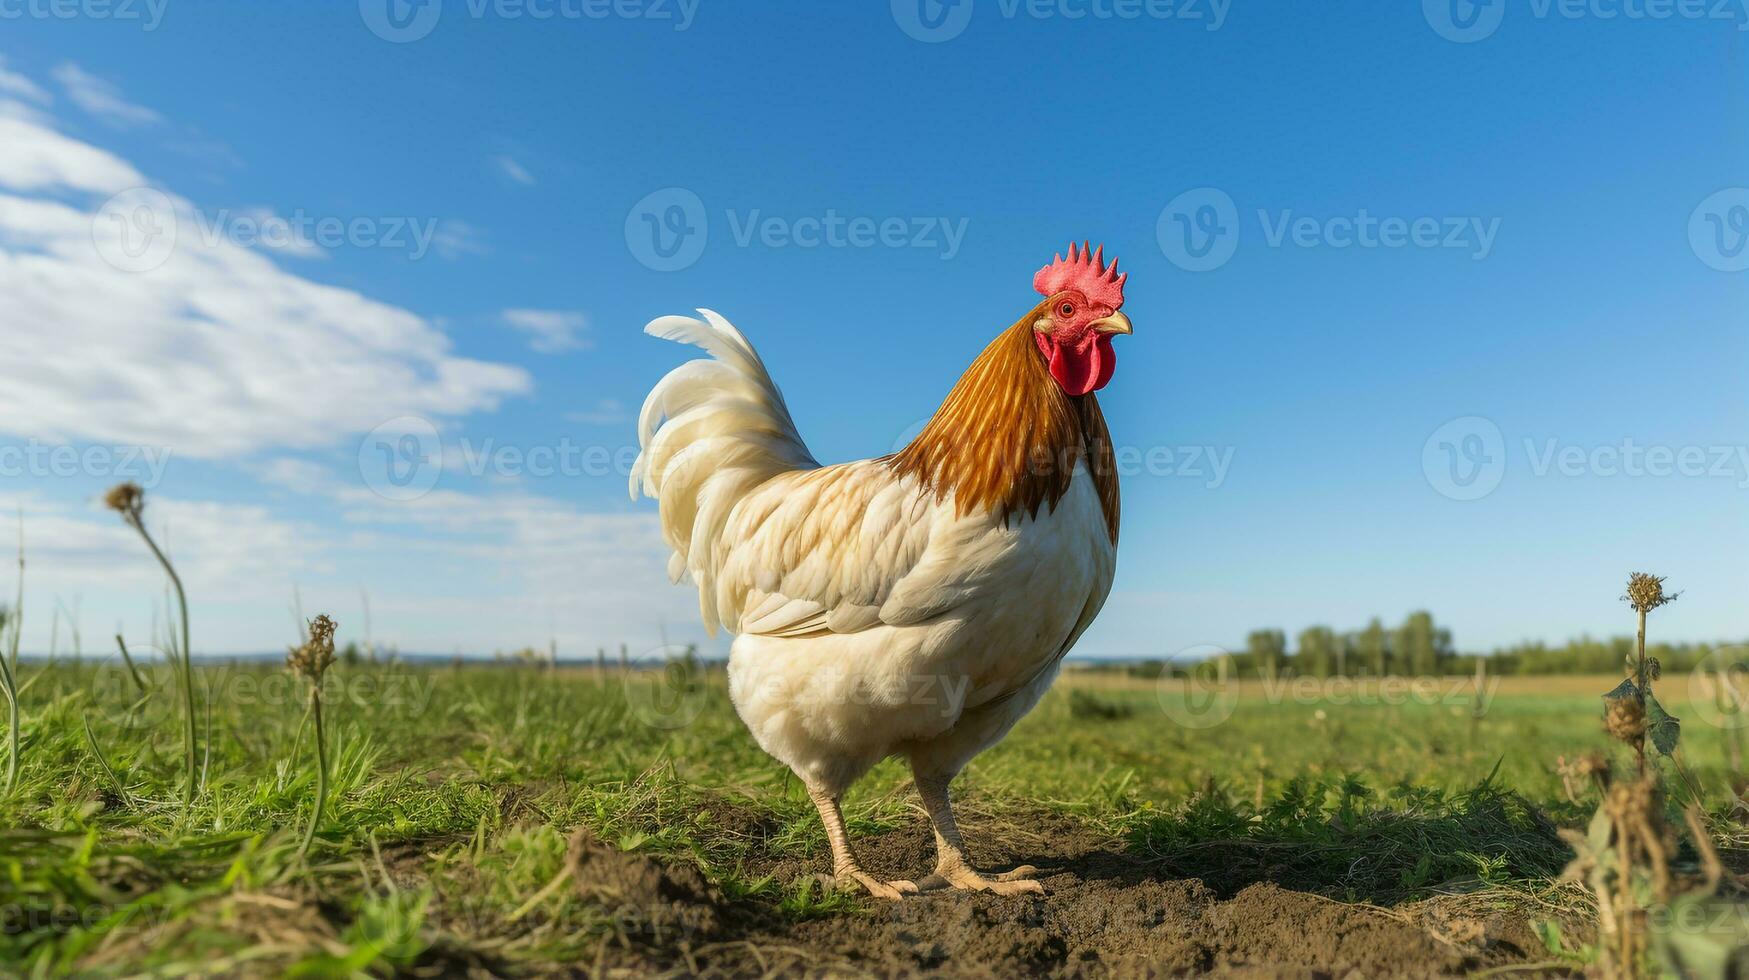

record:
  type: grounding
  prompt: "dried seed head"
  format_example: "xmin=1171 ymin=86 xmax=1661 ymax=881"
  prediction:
xmin=307 ymin=614 xmax=336 ymax=650
xmin=104 ymin=482 xmax=144 ymax=521
xmin=1623 ymin=572 xmax=1678 ymax=614
xmin=288 ymin=614 xmax=338 ymax=682
xmin=1605 ymin=696 xmax=1647 ymax=742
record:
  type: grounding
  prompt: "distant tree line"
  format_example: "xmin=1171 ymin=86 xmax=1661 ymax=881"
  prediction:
xmin=1466 ymin=636 xmax=1742 ymax=677
xmin=1121 ymin=610 xmax=1745 ymax=678
xmin=1236 ymin=611 xmax=1453 ymax=678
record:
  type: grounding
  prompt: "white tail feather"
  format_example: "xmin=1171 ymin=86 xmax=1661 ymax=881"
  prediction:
xmin=632 ymin=310 xmax=817 ymax=634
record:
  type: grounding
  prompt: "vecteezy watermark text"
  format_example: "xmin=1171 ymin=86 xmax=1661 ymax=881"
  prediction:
xmin=187 ymin=208 xmax=441 ymax=260
xmin=1157 ymin=188 xmax=1502 ymax=272
xmin=891 ymin=0 xmax=1229 ymax=43
xmin=731 ymin=661 xmax=973 ymax=722
xmin=358 ymin=419 xmax=646 ymax=501
xmin=0 ymin=441 xmax=171 ymax=486
xmin=1423 ymin=417 xmax=1749 ymax=501
xmin=91 ymin=188 xmax=447 ymax=272
xmin=1425 ymin=0 xmax=1749 ymax=42
xmin=460 ymin=0 xmax=697 ymax=25
xmin=0 ymin=0 xmax=167 ymax=29
xmin=1154 ymin=645 xmax=1501 ymax=730
xmin=361 ymin=415 xmax=1237 ymax=502
xmin=93 ymin=662 xmax=439 ymax=728
xmin=624 ymin=188 xmax=970 ymax=271
xmin=724 ymin=210 xmax=969 ymax=260
xmin=359 ymin=0 xmax=699 ymax=43
xmin=1256 ymin=210 xmax=1500 ymax=259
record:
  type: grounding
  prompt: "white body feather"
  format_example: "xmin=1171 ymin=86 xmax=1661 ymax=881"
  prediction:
xmin=632 ymin=310 xmax=1116 ymax=793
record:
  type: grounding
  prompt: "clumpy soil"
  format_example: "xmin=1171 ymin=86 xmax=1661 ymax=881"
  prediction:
xmin=558 ymin=809 xmax=1578 ymax=978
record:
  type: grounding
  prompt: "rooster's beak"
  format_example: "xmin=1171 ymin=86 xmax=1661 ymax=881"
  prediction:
xmin=1091 ymin=312 xmax=1132 ymax=335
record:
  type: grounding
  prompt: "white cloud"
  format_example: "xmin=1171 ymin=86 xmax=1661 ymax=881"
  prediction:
xmin=493 ymin=155 xmax=535 ymax=186
xmin=0 ymin=469 xmax=704 ymax=656
xmin=0 ymin=489 xmax=327 ymax=650
xmin=219 ymin=466 xmax=704 ymax=654
xmin=328 ymin=486 xmax=705 ymax=654
xmin=502 ymin=308 xmax=589 ymax=353
xmin=0 ymin=58 xmax=49 ymax=104
xmin=251 ymin=457 xmax=337 ymax=492
xmin=431 ymin=219 xmax=487 ymax=259
xmin=228 ymin=206 xmax=327 ymax=260
xmin=0 ymin=114 xmax=145 ymax=194
xmin=51 ymin=63 xmax=161 ymax=128
xmin=0 ymin=72 xmax=531 ymax=460
xmin=0 ymin=65 xmax=699 ymax=657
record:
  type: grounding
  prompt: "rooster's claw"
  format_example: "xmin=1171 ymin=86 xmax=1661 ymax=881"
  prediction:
xmin=932 ymin=861 xmax=1046 ymax=895
xmin=842 ymin=871 xmax=918 ymax=900
xmin=819 ymin=870 xmax=917 ymax=900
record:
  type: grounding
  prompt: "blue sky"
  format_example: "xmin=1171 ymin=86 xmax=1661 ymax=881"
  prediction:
xmin=0 ymin=1 xmax=1742 ymax=660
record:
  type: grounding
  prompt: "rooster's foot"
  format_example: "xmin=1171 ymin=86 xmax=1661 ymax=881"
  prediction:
xmin=925 ymin=861 xmax=1045 ymax=895
xmin=820 ymin=870 xmax=918 ymax=900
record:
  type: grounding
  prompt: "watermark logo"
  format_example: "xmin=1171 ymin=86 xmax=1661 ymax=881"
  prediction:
xmin=622 ymin=643 xmax=710 ymax=729
xmin=1160 ymin=188 xmax=1502 ymax=269
xmin=890 ymin=419 xmax=1236 ymax=488
xmin=93 ymin=191 xmax=444 ymax=269
xmin=730 ymin=660 xmax=972 ymax=722
xmin=1423 ymin=416 xmax=1507 ymax=501
xmin=1157 ymin=187 xmax=1239 ymax=272
xmin=626 ymin=187 xmax=709 ymax=272
xmin=359 ymin=0 xmax=444 ymax=42
xmin=723 ymin=210 xmax=968 ymax=259
xmin=356 ymin=426 xmax=651 ymax=501
xmin=1423 ymin=0 xmax=1504 ymax=41
xmin=1423 ymin=419 xmax=1749 ymax=500
xmin=361 ymin=0 xmax=698 ymax=40
xmin=358 ymin=416 xmax=443 ymax=502
xmin=1686 ymin=646 xmax=1749 ymax=731
xmin=626 ymin=188 xmax=970 ymax=269
xmin=891 ymin=418 xmax=932 ymax=454
xmin=192 ymin=209 xmax=439 ymax=260
xmin=1155 ymin=656 xmax=1503 ymax=731
xmin=1689 ymin=188 xmax=1749 ymax=272
xmin=1 ymin=900 xmax=174 ymax=937
xmin=1427 ymin=0 xmax=1749 ymax=42
xmin=1155 ymin=644 xmax=1240 ymax=729
xmin=894 ymin=0 xmax=1228 ymax=40
xmin=92 ymin=660 xmax=439 ymax=729
xmin=891 ymin=0 xmax=976 ymax=41
xmin=1262 ymin=672 xmax=1499 ymax=712
xmin=92 ymin=187 xmax=177 ymax=274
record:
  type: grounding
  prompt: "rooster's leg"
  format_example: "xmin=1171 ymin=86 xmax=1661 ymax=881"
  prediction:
xmin=808 ymin=788 xmax=918 ymax=900
xmin=914 ymin=775 xmax=1045 ymax=895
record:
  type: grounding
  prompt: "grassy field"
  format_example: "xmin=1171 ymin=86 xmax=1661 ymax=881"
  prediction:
xmin=2 ymin=658 xmax=1745 ymax=976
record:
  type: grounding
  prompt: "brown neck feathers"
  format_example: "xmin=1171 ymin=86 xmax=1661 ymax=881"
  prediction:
xmin=888 ymin=301 xmax=1120 ymax=543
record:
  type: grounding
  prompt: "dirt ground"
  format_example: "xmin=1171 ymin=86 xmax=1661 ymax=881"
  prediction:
xmin=555 ymin=807 xmax=1580 ymax=978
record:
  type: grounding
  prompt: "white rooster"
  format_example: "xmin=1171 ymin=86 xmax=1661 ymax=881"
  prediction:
xmin=631 ymin=243 xmax=1130 ymax=897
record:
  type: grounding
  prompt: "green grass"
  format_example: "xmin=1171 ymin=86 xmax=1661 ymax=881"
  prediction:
xmin=1 ymin=661 xmax=1742 ymax=976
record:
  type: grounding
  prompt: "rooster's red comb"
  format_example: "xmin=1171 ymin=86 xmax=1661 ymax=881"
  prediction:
xmin=1033 ymin=241 xmax=1126 ymax=310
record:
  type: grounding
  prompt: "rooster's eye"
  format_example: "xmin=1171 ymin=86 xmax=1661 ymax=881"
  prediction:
xmin=1059 ymin=302 xmax=1075 ymax=318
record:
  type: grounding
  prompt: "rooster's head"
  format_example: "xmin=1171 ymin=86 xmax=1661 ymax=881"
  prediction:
xmin=1030 ymin=242 xmax=1131 ymax=397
